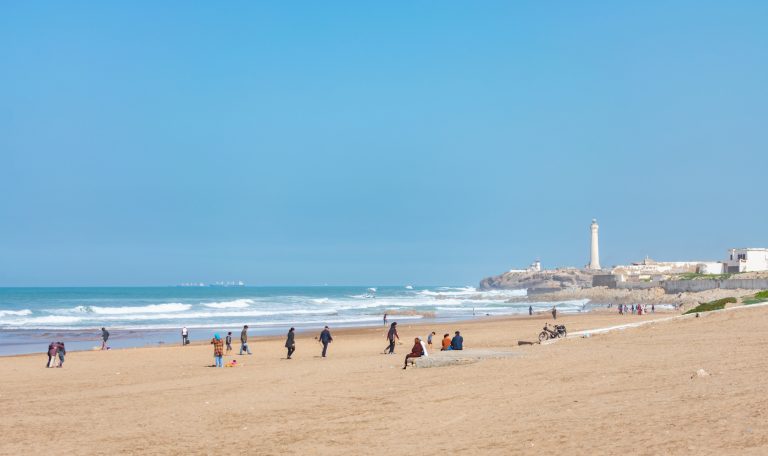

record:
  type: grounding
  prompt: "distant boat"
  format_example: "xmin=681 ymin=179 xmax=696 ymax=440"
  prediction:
xmin=209 ymin=280 xmax=245 ymax=288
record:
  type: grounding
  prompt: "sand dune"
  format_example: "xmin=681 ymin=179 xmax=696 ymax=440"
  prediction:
xmin=1 ymin=308 xmax=766 ymax=455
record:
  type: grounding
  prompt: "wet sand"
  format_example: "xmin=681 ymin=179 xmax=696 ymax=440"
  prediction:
xmin=1 ymin=308 xmax=766 ymax=455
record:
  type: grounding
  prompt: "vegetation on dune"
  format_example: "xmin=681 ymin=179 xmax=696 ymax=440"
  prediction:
xmin=677 ymin=273 xmax=733 ymax=281
xmin=684 ymin=297 xmax=737 ymax=314
xmin=743 ymin=290 xmax=768 ymax=305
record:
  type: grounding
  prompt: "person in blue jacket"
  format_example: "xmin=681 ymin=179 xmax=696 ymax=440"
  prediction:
xmin=450 ymin=331 xmax=463 ymax=351
xmin=319 ymin=326 xmax=333 ymax=357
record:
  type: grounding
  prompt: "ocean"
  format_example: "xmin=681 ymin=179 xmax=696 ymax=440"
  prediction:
xmin=0 ymin=286 xmax=591 ymax=355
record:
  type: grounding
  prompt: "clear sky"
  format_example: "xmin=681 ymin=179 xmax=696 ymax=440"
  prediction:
xmin=1 ymin=1 xmax=767 ymax=286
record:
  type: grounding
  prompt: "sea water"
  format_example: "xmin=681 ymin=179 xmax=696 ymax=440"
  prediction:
xmin=0 ymin=286 xmax=592 ymax=355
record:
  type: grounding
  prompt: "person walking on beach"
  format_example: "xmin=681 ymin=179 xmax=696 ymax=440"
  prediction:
xmin=181 ymin=327 xmax=189 ymax=346
xmin=427 ymin=331 xmax=436 ymax=350
xmin=319 ymin=326 xmax=333 ymax=357
xmin=651 ymin=304 xmax=655 ymax=313
xmin=450 ymin=331 xmax=464 ymax=351
xmin=285 ymin=327 xmax=296 ymax=359
xmin=47 ymin=342 xmax=58 ymax=368
xmin=551 ymin=307 xmax=557 ymax=320
xmin=403 ymin=337 xmax=425 ymax=370
xmin=211 ymin=333 xmax=224 ymax=368
xmin=225 ymin=332 xmax=233 ymax=354
xmin=529 ymin=305 xmax=533 ymax=316
xmin=239 ymin=325 xmax=252 ymax=355
xmin=101 ymin=327 xmax=110 ymax=350
xmin=386 ymin=322 xmax=399 ymax=354
xmin=56 ymin=341 xmax=66 ymax=368
xmin=383 ymin=313 xmax=388 ymax=327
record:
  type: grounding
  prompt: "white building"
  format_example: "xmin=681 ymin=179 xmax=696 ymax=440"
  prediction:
xmin=723 ymin=248 xmax=768 ymax=273
xmin=509 ymin=259 xmax=542 ymax=273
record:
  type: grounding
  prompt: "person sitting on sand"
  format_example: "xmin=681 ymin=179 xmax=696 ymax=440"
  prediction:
xmin=450 ymin=331 xmax=463 ymax=351
xmin=403 ymin=337 xmax=425 ymax=370
xmin=211 ymin=333 xmax=224 ymax=368
xmin=101 ymin=327 xmax=110 ymax=350
xmin=386 ymin=322 xmax=399 ymax=354
xmin=441 ymin=333 xmax=452 ymax=351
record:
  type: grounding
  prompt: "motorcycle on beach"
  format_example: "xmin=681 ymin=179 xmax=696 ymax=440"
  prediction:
xmin=538 ymin=322 xmax=567 ymax=342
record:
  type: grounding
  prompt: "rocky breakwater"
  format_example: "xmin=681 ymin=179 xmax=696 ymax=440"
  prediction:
xmin=479 ymin=268 xmax=598 ymax=292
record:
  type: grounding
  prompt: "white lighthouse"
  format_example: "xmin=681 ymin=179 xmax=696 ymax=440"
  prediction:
xmin=589 ymin=218 xmax=601 ymax=270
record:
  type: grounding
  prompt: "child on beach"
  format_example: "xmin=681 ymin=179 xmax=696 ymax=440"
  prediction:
xmin=225 ymin=332 xmax=233 ymax=354
xmin=427 ymin=331 xmax=435 ymax=349
xmin=211 ymin=334 xmax=224 ymax=368
xmin=403 ymin=337 xmax=424 ymax=370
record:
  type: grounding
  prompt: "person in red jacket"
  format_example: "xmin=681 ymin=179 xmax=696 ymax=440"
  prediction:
xmin=403 ymin=337 xmax=424 ymax=370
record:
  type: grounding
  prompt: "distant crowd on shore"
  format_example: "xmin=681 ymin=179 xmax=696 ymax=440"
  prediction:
xmin=616 ymin=303 xmax=655 ymax=315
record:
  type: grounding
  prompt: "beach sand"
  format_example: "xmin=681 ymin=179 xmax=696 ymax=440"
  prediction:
xmin=1 ymin=308 xmax=767 ymax=455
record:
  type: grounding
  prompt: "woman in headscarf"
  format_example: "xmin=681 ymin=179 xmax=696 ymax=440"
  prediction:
xmin=211 ymin=333 xmax=224 ymax=368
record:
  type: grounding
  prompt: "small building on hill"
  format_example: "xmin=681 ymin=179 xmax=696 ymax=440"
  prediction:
xmin=723 ymin=248 xmax=768 ymax=273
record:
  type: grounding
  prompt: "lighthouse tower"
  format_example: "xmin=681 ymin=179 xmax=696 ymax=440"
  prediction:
xmin=589 ymin=219 xmax=601 ymax=270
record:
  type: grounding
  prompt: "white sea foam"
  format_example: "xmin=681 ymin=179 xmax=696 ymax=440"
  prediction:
xmin=0 ymin=309 xmax=32 ymax=317
xmin=203 ymin=299 xmax=253 ymax=309
xmin=72 ymin=303 xmax=192 ymax=315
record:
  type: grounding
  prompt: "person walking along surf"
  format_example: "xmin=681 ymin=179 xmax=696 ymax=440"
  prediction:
xmin=319 ymin=326 xmax=333 ymax=357
xmin=211 ymin=334 xmax=224 ymax=368
xmin=285 ymin=327 xmax=296 ymax=359
xmin=101 ymin=327 xmax=110 ymax=350
xmin=551 ymin=307 xmax=557 ymax=320
xmin=225 ymin=332 xmax=233 ymax=354
xmin=385 ymin=322 xmax=399 ymax=354
xmin=181 ymin=327 xmax=189 ymax=346
xmin=239 ymin=325 xmax=252 ymax=355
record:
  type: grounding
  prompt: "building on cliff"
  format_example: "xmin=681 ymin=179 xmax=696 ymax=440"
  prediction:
xmin=723 ymin=248 xmax=768 ymax=273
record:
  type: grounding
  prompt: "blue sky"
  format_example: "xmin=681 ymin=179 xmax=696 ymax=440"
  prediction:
xmin=1 ymin=1 xmax=767 ymax=286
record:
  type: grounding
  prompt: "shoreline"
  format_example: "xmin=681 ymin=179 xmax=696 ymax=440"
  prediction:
xmin=0 ymin=307 xmax=674 ymax=359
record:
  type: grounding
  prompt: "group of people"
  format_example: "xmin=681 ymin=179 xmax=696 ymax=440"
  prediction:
xmin=617 ymin=303 xmax=655 ymax=315
xmin=383 ymin=322 xmax=464 ymax=370
xmin=206 ymin=325 xmax=333 ymax=367
xmin=46 ymin=341 xmax=66 ymax=368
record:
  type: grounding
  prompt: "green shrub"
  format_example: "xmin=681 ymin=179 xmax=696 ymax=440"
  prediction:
xmin=743 ymin=290 xmax=768 ymax=305
xmin=684 ymin=297 xmax=737 ymax=314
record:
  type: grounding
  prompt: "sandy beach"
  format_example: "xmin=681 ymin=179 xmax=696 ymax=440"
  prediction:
xmin=1 ymin=307 xmax=767 ymax=455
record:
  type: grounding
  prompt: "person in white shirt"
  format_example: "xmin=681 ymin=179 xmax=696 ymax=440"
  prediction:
xmin=181 ymin=326 xmax=189 ymax=346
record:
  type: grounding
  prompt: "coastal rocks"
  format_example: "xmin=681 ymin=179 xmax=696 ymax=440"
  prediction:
xmin=479 ymin=269 xmax=597 ymax=291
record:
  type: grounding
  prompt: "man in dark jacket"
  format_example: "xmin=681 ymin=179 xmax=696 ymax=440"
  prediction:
xmin=450 ymin=331 xmax=463 ymax=350
xmin=285 ymin=327 xmax=296 ymax=359
xmin=385 ymin=322 xmax=399 ymax=354
xmin=240 ymin=325 xmax=252 ymax=355
xmin=319 ymin=326 xmax=332 ymax=357
xmin=101 ymin=327 xmax=110 ymax=350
